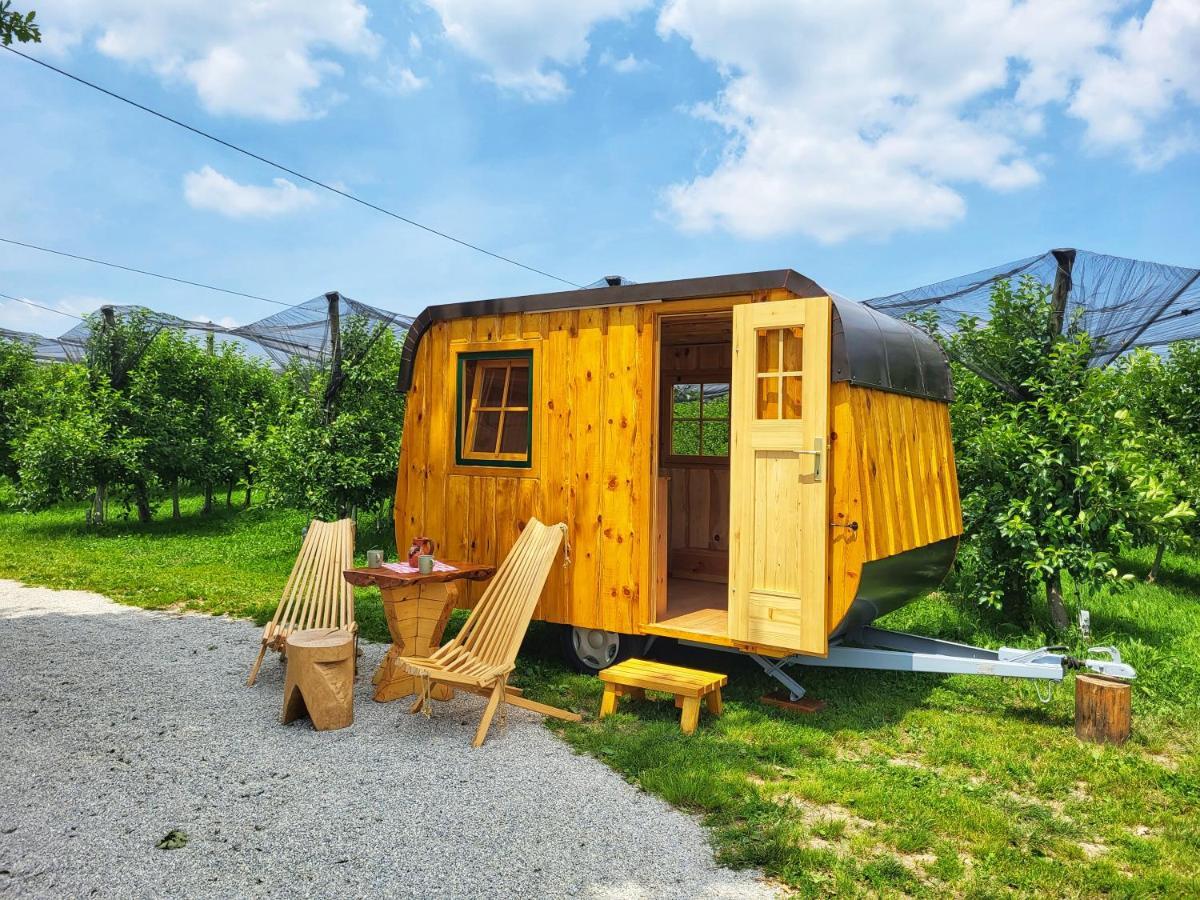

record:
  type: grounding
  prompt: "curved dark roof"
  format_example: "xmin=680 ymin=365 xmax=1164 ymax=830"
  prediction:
xmin=396 ymin=269 xmax=952 ymax=402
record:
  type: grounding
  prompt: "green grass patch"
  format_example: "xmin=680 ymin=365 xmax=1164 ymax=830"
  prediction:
xmin=1 ymin=495 xmax=1198 ymax=895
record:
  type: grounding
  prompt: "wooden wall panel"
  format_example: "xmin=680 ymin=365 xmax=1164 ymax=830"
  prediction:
xmin=393 ymin=302 xmax=962 ymax=641
xmin=825 ymin=383 xmax=963 ymax=630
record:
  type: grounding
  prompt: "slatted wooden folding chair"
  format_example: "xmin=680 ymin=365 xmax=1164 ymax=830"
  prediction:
xmin=402 ymin=517 xmax=581 ymax=746
xmin=247 ymin=518 xmax=356 ymax=686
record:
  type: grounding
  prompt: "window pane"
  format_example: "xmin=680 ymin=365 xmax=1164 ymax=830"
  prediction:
xmin=756 ymin=329 xmax=779 ymax=374
xmin=479 ymin=366 xmax=507 ymax=407
xmin=471 ymin=411 xmax=501 ymax=453
xmin=756 ymin=375 xmax=779 ymax=419
xmin=782 ymin=375 xmax=803 ymax=419
xmin=672 ymin=419 xmax=701 ymax=456
xmin=782 ymin=327 xmax=803 ymax=372
xmin=505 ymin=362 xmax=530 ymax=406
xmin=702 ymin=420 xmax=730 ymax=457
xmin=499 ymin=411 xmax=528 ymax=454
xmin=702 ymin=383 xmax=730 ymax=418
xmin=673 ymin=383 xmax=702 ymax=418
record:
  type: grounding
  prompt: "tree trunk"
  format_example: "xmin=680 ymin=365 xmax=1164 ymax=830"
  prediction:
xmin=226 ymin=482 xmax=234 ymax=508
xmin=244 ymin=482 xmax=253 ymax=509
xmin=90 ymin=482 xmax=107 ymax=525
xmin=172 ymin=479 xmax=181 ymax=519
xmin=202 ymin=482 xmax=213 ymax=514
xmin=1148 ymin=543 xmax=1165 ymax=583
xmin=134 ymin=481 xmax=153 ymax=523
xmin=1047 ymin=570 xmax=1071 ymax=632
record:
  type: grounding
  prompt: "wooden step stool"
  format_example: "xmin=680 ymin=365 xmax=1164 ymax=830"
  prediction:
xmin=598 ymin=659 xmax=727 ymax=735
xmin=282 ymin=628 xmax=355 ymax=731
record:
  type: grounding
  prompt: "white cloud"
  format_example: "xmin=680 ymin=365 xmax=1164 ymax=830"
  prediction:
xmin=0 ymin=295 xmax=101 ymax=334
xmin=365 ymin=62 xmax=429 ymax=96
xmin=36 ymin=0 xmax=380 ymax=121
xmin=658 ymin=0 xmax=1200 ymax=242
xmin=600 ymin=51 xmax=647 ymax=74
xmin=1070 ymin=0 xmax=1200 ymax=168
xmin=183 ymin=166 xmax=318 ymax=218
xmin=423 ymin=0 xmax=650 ymax=100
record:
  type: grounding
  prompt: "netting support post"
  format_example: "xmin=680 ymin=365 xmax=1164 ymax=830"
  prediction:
xmin=324 ymin=291 xmax=343 ymax=422
xmin=1049 ymin=248 xmax=1076 ymax=338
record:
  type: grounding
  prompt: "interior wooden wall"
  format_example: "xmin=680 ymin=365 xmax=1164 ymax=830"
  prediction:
xmin=659 ymin=337 xmax=732 ymax=584
xmin=826 ymin=382 xmax=963 ymax=631
xmin=394 ymin=304 xmax=659 ymax=634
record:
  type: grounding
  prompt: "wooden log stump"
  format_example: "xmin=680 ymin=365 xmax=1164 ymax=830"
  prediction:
xmin=1075 ymin=674 xmax=1131 ymax=745
xmin=282 ymin=628 xmax=355 ymax=731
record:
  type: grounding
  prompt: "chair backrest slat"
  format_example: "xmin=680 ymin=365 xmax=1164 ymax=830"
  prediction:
xmin=448 ymin=518 xmax=564 ymax=671
xmin=269 ymin=519 xmax=356 ymax=635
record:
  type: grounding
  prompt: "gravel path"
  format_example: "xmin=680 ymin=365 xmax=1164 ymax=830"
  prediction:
xmin=0 ymin=580 xmax=775 ymax=899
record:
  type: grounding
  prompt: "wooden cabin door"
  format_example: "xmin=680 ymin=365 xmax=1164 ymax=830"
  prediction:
xmin=728 ymin=298 xmax=830 ymax=655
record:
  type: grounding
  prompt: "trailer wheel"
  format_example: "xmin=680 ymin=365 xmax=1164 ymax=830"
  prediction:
xmin=559 ymin=626 xmax=643 ymax=674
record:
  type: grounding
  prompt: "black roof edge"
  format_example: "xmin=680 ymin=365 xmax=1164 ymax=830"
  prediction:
xmin=393 ymin=269 xmax=952 ymax=403
xmin=396 ymin=270 xmax=827 ymax=392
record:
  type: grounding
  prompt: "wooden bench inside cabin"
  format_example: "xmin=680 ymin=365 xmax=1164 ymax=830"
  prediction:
xmin=598 ymin=658 xmax=728 ymax=735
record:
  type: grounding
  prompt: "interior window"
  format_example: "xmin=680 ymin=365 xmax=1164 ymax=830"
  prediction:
xmin=669 ymin=382 xmax=730 ymax=459
xmin=458 ymin=352 xmax=532 ymax=466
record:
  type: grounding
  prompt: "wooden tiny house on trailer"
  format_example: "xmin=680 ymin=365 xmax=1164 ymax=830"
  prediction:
xmin=393 ymin=270 xmax=963 ymax=672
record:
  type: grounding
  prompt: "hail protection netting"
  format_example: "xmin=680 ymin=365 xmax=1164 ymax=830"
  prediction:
xmin=8 ymin=292 xmax=414 ymax=369
xmin=865 ymin=249 xmax=1200 ymax=369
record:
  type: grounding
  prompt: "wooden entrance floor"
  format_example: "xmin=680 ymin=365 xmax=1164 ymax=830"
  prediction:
xmin=642 ymin=578 xmax=734 ymax=646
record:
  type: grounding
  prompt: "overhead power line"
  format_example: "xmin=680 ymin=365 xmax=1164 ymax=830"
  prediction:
xmin=0 ymin=237 xmax=292 ymax=307
xmin=5 ymin=236 xmax=294 ymax=308
xmin=0 ymin=290 xmax=86 ymax=320
xmin=3 ymin=45 xmax=582 ymax=290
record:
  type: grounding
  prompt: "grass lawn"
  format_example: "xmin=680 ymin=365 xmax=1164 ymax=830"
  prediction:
xmin=0 ymin=494 xmax=1197 ymax=897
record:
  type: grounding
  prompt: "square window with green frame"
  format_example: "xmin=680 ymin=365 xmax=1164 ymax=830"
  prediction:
xmin=456 ymin=350 xmax=534 ymax=467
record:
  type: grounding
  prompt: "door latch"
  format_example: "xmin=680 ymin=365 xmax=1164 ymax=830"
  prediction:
xmin=796 ymin=437 xmax=823 ymax=481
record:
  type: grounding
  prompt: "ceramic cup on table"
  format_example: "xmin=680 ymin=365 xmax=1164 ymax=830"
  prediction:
xmin=418 ymin=554 xmax=434 ymax=575
xmin=367 ymin=549 xmax=385 ymax=568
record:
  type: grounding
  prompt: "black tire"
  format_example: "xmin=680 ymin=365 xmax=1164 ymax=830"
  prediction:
xmin=558 ymin=625 xmax=647 ymax=674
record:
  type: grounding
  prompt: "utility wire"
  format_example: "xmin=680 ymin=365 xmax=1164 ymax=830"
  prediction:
xmin=0 ymin=237 xmax=291 ymax=307
xmin=3 ymin=45 xmax=583 ymax=290
xmin=0 ymin=291 xmax=86 ymax=320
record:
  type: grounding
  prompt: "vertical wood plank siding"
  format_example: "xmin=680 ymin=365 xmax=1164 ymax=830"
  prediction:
xmin=826 ymin=381 xmax=963 ymax=630
xmin=395 ymin=298 xmax=963 ymax=642
xmin=393 ymin=307 xmax=655 ymax=633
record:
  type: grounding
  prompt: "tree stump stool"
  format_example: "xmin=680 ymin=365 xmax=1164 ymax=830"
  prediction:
xmin=1075 ymin=674 xmax=1131 ymax=745
xmin=282 ymin=628 xmax=355 ymax=731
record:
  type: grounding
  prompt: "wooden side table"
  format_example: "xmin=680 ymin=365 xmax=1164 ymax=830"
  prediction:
xmin=343 ymin=562 xmax=495 ymax=703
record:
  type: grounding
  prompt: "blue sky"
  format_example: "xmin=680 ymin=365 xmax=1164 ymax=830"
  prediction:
xmin=1 ymin=0 xmax=1197 ymax=337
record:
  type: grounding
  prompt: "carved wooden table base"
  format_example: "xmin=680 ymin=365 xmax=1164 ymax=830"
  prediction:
xmin=373 ymin=583 xmax=458 ymax=703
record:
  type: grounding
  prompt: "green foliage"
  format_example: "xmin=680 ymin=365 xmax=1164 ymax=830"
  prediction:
xmin=0 ymin=1 xmax=40 ymax=45
xmin=1113 ymin=343 xmax=1200 ymax=536
xmin=15 ymin=364 xmax=143 ymax=511
xmin=0 ymin=339 xmax=37 ymax=480
xmin=939 ymin=276 xmax=1193 ymax=624
xmin=7 ymin=309 xmax=401 ymax=524
xmin=259 ymin=318 xmax=405 ymax=518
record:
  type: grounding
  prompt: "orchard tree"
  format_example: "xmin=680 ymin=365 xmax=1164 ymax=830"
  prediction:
xmin=15 ymin=363 xmax=143 ymax=523
xmin=1110 ymin=343 xmax=1200 ymax=578
xmin=934 ymin=277 xmax=1192 ymax=630
xmin=261 ymin=318 xmax=405 ymax=519
xmin=0 ymin=338 xmax=37 ymax=481
xmin=125 ymin=329 xmax=210 ymax=518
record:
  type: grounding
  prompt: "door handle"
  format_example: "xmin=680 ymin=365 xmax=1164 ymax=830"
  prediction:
xmin=796 ymin=437 xmax=823 ymax=481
